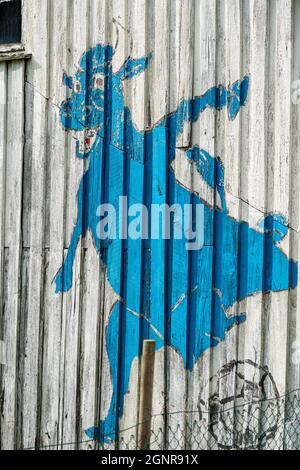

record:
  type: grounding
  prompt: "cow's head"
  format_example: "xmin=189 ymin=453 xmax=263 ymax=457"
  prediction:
xmin=60 ymin=43 xmax=152 ymax=158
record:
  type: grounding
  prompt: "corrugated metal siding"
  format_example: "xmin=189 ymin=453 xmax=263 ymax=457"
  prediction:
xmin=0 ymin=0 xmax=300 ymax=450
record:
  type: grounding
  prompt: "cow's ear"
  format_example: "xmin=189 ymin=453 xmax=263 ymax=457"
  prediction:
xmin=116 ymin=52 xmax=152 ymax=80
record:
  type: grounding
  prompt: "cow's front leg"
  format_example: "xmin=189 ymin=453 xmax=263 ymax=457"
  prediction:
xmin=192 ymin=75 xmax=250 ymax=122
xmin=55 ymin=177 xmax=86 ymax=293
xmin=166 ymin=76 xmax=250 ymax=145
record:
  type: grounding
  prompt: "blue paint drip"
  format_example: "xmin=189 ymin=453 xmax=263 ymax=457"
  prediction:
xmin=54 ymin=44 xmax=297 ymax=442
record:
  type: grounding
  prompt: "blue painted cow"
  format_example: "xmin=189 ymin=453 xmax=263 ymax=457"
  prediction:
xmin=55 ymin=44 xmax=298 ymax=443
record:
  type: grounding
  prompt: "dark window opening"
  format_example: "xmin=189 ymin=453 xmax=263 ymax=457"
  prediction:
xmin=0 ymin=0 xmax=22 ymax=45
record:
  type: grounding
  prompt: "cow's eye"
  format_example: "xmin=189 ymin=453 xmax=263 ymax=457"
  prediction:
xmin=94 ymin=73 xmax=105 ymax=90
xmin=73 ymin=80 xmax=81 ymax=94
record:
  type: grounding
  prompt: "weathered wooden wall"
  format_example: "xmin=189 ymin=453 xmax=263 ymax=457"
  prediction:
xmin=0 ymin=0 xmax=300 ymax=450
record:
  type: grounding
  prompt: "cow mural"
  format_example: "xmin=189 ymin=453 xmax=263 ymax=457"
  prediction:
xmin=54 ymin=43 xmax=298 ymax=443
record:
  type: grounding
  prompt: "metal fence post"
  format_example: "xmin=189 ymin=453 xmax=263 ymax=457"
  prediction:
xmin=138 ymin=340 xmax=156 ymax=450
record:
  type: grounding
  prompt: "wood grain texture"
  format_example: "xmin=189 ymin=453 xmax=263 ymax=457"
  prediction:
xmin=0 ymin=0 xmax=299 ymax=450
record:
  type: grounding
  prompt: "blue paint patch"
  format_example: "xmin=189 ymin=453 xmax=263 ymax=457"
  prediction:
xmin=228 ymin=76 xmax=250 ymax=120
xmin=258 ymin=213 xmax=289 ymax=243
xmin=54 ymin=44 xmax=297 ymax=443
xmin=63 ymin=72 xmax=73 ymax=89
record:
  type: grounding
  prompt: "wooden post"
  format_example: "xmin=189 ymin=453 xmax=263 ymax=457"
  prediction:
xmin=138 ymin=340 xmax=156 ymax=450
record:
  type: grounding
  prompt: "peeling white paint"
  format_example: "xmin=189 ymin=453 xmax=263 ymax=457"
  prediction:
xmin=0 ymin=341 xmax=6 ymax=365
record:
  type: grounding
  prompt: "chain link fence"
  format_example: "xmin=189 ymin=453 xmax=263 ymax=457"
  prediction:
xmin=22 ymin=389 xmax=300 ymax=450
xmin=96 ymin=390 xmax=300 ymax=451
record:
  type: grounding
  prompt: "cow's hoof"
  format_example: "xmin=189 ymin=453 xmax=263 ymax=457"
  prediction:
xmin=85 ymin=422 xmax=116 ymax=445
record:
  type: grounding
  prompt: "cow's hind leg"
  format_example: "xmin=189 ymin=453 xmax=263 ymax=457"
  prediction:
xmin=167 ymin=289 xmax=246 ymax=371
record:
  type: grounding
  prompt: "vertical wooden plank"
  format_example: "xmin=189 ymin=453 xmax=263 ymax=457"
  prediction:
xmin=64 ymin=0 xmax=85 ymax=247
xmin=1 ymin=60 xmax=25 ymax=450
xmin=78 ymin=0 xmax=108 ymax=451
xmin=239 ymin=0 xmax=268 ymax=450
xmin=58 ymin=0 xmax=88 ymax=450
xmin=149 ymin=0 xmax=169 ymax=127
xmin=169 ymin=0 xmax=194 ymax=148
xmin=21 ymin=0 xmax=49 ymax=449
xmin=59 ymin=247 xmax=82 ymax=450
xmin=285 ymin=0 xmax=300 ymax=450
xmin=186 ymin=0 xmax=216 ymax=451
xmin=147 ymin=0 xmax=169 ymax=451
xmin=213 ymin=0 xmax=240 ymax=449
xmin=98 ymin=0 xmax=126 ymax=450
xmin=118 ymin=0 xmax=147 ymax=450
xmin=213 ymin=8 xmax=230 ymax=434
xmin=40 ymin=0 xmax=68 ymax=449
xmin=127 ymin=0 xmax=147 ymax=132
xmin=0 ymin=61 xmax=7 ymax=449
xmin=89 ymin=0 xmax=108 ymax=47
xmin=287 ymin=0 xmax=300 ymax=393
xmin=0 ymin=61 xmax=7 ymax=367
xmin=165 ymin=0 xmax=195 ymax=450
xmin=78 ymin=244 xmax=103 ymax=450
xmin=263 ymin=0 xmax=293 ymax=449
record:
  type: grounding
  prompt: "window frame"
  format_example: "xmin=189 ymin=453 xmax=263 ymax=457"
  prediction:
xmin=0 ymin=1 xmax=31 ymax=62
